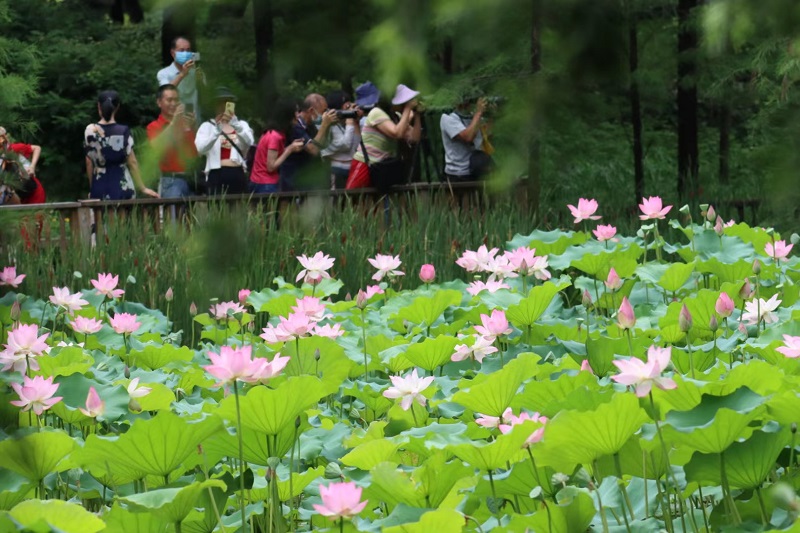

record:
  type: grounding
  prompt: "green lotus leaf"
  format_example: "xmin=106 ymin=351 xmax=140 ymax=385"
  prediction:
xmin=766 ymin=390 xmax=800 ymax=426
xmin=341 ymin=438 xmax=400 ymax=470
xmin=52 ymin=373 xmax=131 ymax=423
xmin=452 ymin=352 xmax=540 ymax=416
xmin=277 ymin=466 xmax=324 ymax=501
xmin=204 ymin=417 xmax=308 ymax=466
xmin=8 ymin=499 xmax=105 ymax=533
xmin=217 ymin=376 xmax=332 ymax=436
xmin=118 ymin=479 xmax=227 ymax=525
xmin=134 ymin=382 xmax=176 ymax=412
xmin=344 ymin=383 xmax=393 ymax=420
xmin=671 ymin=346 xmax=717 ymax=376
xmin=303 ymin=278 xmax=343 ymax=298
xmin=536 ymin=393 xmax=648 ymax=470
xmin=282 ymin=336 xmax=353 ymax=384
xmin=506 ymin=277 xmax=571 ymax=327
xmin=656 ymin=261 xmax=696 ymax=293
xmin=585 ymin=334 xmax=653 ymax=378
xmin=250 ymin=288 xmax=302 ymax=316
xmin=364 ymin=462 xmax=427 ymax=510
xmin=511 ymin=371 xmax=601 ymax=416
xmin=685 ymin=427 xmax=788 ymax=490
xmin=696 ymin=257 xmax=754 ymax=285
xmin=414 ymin=452 xmax=474 ymax=507
xmin=36 ymin=346 xmax=94 ymax=377
xmin=392 ymin=289 xmax=462 ymax=327
xmin=0 ymin=429 xmax=76 ymax=481
xmin=596 ymin=434 xmax=670 ymax=480
xmin=650 ymin=374 xmax=703 ymax=413
xmin=402 ymin=335 xmax=460 ymax=372
xmin=508 ymin=228 xmax=588 ymax=256
xmin=448 ymin=421 xmax=533 ymax=471
xmin=103 ymin=502 xmax=170 ymax=533
xmin=76 ymin=411 xmax=222 ymax=481
xmin=0 ymin=470 xmax=33 ymax=511
xmin=382 ymin=509 xmax=465 ymax=533
xmin=490 ymin=460 xmax=556 ymax=498
xmin=177 ymin=481 xmax=229 ymax=533
xmin=724 ymin=222 xmax=773 ymax=253
xmin=128 ymin=344 xmax=194 ymax=370
xmin=703 ymin=359 xmax=786 ymax=397
xmin=506 ymin=486 xmax=596 ymax=533
xmin=659 ymin=289 xmax=721 ymax=340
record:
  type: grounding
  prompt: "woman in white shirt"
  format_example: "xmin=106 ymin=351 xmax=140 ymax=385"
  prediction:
xmin=194 ymin=87 xmax=254 ymax=195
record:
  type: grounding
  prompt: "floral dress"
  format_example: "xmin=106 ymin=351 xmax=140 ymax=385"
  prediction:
xmin=84 ymin=123 xmax=136 ymax=200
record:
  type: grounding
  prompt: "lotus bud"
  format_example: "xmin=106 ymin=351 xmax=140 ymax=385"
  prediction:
xmin=10 ymin=300 xmax=20 ymax=322
xmin=793 ymin=422 xmax=797 ymax=434
xmin=356 ymin=290 xmax=367 ymax=309
xmin=739 ymin=278 xmax=754 ymax=300
xmin=753 ymin=259 xmax=761 ymax=275
xmin=706 ymin=205 xmax=716 ymax=222
xmin=582 ymin=289 xmax=593 ymax=308
xmin=238 ymin=289 xmax=250 ymax=306
xmin=247 ymin=321 xmax=255 ymax=332
xmin=791 ymin=233 xmax=800 ymax=246
xmin=580 ymin=359 xmax=594 ymax=374
xmin=714 ymin=216 xmax=724 ymax=236
xmin=128 ymin=398 xmax=142 ymax=412
xmin=345 ymin=292 xmax=352 ymax=301
xmin=617 ymin=297 xmax=636 ymax=330
xmin=189 ymin=301 xmax=197 ymax=316
xmin=715 ymin=293 xmax=734 ymax=318
xmin=419 ymin=264 xmax=436 ymax=284
xmin=679 ymin=304 xmax=692 ymax=332
xmin=165 ymin=287 xmax=173 ymax=302
xmin=124 ymin=365 xmax=131 ymax=379
xmin=529 ymin=486 xmax=543 ymax=500
xmin=604 ymin=268 xmax=622 ymax=291
xmin=314 ymin=348 xmax=321 ymax=362
xmin=680 ymin=204 xmax=692 ymax=215
xmin=709 ymin=315 xmax=718 ymax=332
xmin=519 ymin=258 xmax=529 ymax=275
xmin=324 ymin=462 xmax=343 ymax=479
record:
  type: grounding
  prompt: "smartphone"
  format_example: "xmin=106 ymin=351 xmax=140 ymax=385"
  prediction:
xmin=225 ymin=101 xmax=236 ymax=116
xmin=184 ymin=103 xmax=194 ymax=114
xmin=192 ymin=52 xmax=201 ymax=63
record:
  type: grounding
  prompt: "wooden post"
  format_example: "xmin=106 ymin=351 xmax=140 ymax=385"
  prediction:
xmin=71 ymin=201 xmax=95 ymax=246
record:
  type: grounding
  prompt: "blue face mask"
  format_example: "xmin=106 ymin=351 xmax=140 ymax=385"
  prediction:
xmin=175 ymin=51 xmax=193 ymax=65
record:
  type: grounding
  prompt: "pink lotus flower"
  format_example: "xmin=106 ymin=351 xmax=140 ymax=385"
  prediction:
xmin=210 ymin=301 xmax=245 ymax=320
xmin=0 ymin=266 xmax=25 ymax=287
xmin=165 ymin=287 xmax=174 ymax=302
xmin=777 ymin=335 xmax=800 ymax=358
xmin=109 ymin=313 xmax=141 ymax=335
xmin=765 ymin=240 xmax=793 ymax=262
xmin=499 ymin=411 xmax=549 ymax=446
xmin=419 ymin=264 xmax=435 ymax=283
xmin=714 ymin=217 xmax=724 ymax=236
xmin=474 ymin=310 xmax=512 ymax=339
xmin=451 ymin=335 xmax=499 ymax=364
xmin=292 ymin=296 xmax=327 ymax=322
xmin=189 ymin=302 xmax=198 ymax=316
xmin=742 ymin=294 xmax=781 ymax=326
xmin=611 ymin=345 xmax=677 ymax=397
xmin=313 ymin=481 xmax=368 ymax=520
xmin=715 ymin=293 xmax=735 ymax=318
xmin=604 ymin=268 xmax=622 ymax=291
xmin=475 ymin=407 xmax=513 ymax=429
xmin=10 ymin=375 xmax=62 ymax=416
xmin=91 ymin=273 xmax=125 ymax=300
xmin=71 ymin=316 xmax=103 ymax=335
xmin=739 ymin=278 xmax=755 ymax=300
xmin=382 ymin=368 xmax=435 ymax=411
xmin=580 ymin=359 xmax=594 ymax=373
xmin=296 ymin=252 xmax=335 ymax=285
xmin=313 ymin=323 xmax=345 ymax=338
xmin=260 ymin=312 xmax=313 ymax=343
xmin=79 ymin=387 xmax=105 ymax=418
xmin=528 ymin=255 xmax=552 ymax=281
xmin=466 ymin=280 xmax=511 ymax=296
xmin=638 ymin=196 xmax=672 ymax=220
xmin=0 ymin=324 xmax=50 ymax=373
xmin=679 ymin=304 xmax=692 ymax=332
xmin=617 ymin=296 xmax=636 ymax=330
xmin=252 ymin=353 xmax=291 ymax=384
xmin=49 ymin=287 xmax=89 ymax=315
xmin=582 ymin=290 xmax=593 ymax=308
xmin=593 ymin=224 xmax=617 ymax=242
xmin=567 ymin=198 xmax=601 ymax=224
xmin=127 ymin=378 xmax=152 ymax=398
xmin=368 ymin=254 xmax=404 ymax=282
xmin=483 ymin=255 xmax=518 ymax=281
xmin=204 ymin=345 xmax=265 ymax=386
xmin=238 ymin=289 xmax=251 ymax=306
xmin=456 ymin=245 xmax=498 ymax=273
xmin=504 ymin=247 xmax=536 ymax=275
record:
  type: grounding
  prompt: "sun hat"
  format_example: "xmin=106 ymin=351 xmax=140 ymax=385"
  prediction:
xmin=355 ymin=82 xmax=380 ymax=107
xmin=391 ymin=84 xmax=420 ymax=106
xmin=214 ymin=86 xmax=237 ymax=101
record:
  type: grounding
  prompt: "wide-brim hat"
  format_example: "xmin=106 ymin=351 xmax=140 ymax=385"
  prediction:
xmin=215 ymin=86 xmax=237 ymax=101
xmin=355 ymin=82 xmax=380 ymax=107
xmin=391 ymin=84 xmax=420 ymax=106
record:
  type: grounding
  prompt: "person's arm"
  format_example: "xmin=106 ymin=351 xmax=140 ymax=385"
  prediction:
xmin=161 ymin=60 xmax=195 ymax=87
xmin=27 ymin=145 xmax=41 ymax=176
xmin=127 ymin=151 xmax=159 ymax=198
xmin=374 ymin=103 xmax=414 ymax=140
xmin=405 ymin=112 xmax=422 ymax=144
xmin=85 ymin=156 xmax=93 ymax=188
xmin=304 ymin=110 xmax=337 ymax=157
xmin=455 ymin=99 xmax=487 ymax=144
xmin=194 ymin=121 xmax=218 ymax=154
xmin=230 ymin=118 xmax=255 ymax=151
xmin=267 ymin=140 xmax=304 ymax=172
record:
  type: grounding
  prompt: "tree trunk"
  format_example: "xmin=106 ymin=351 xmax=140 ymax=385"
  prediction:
xmin=253 ymin=0 xmax=276 ymax=122
xmin=628 ymin=4 xmax=644 ymax=204
xmin=110 ymin=0 xmax=143 ymax=24
xmin=442 ymin=38 xmax=454 ymax=75
xmin=677 ymin=0 xmax=699 ymax=203
xmin=160 ymin=1 xmax=197 ymax=67
xmin=718 ymin=103 xmax=730 ymax=185
xmin=527 ymin=0 xmax=543 ymax=213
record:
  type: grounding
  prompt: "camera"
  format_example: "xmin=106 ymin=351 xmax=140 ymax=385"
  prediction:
xmin=485 ymin=96 xmax=506 ymax=106
xmin=335 ymin=109 xmax=358 ymax=120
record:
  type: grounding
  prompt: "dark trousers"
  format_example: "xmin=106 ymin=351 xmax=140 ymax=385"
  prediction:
xmin=207 ymin=167 xmax=247 ymax=195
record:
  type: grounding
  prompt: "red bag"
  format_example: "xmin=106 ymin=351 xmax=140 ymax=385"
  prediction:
xmin=345 ymin=159 xmax=371 ymax=189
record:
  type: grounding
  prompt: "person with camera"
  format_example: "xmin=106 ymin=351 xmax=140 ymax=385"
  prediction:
xmin=320 ymin=90 xmax=361 ymax=190
xmin=249 ymin=99 xmax=306 ymax=194
xmin=157 ymin=36 xmax=202 ymax=119
xmin=0 ymin=126 xmax=45 ymax=204
xmin=440 ymin=96 xmax=492 ymax=182
xmin=279 ymin=93 xmax=336 ymax=191
xmin=146 ymin=84 xmax=197 ymax=198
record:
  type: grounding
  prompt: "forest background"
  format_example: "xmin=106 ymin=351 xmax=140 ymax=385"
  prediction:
xmin=1 ymin=0 xmax=800 ymax=228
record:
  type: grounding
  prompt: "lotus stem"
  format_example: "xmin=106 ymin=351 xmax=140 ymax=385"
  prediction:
xmin=686 ymin=333 xmax=695 ymax=379
xmin=361 ymin=309 xmax=368 ymax=381
xmin=410 ymin=403 xmax=419 ymax=427
xmin=614 ymin=453 xmax=635 ymax=522
xmin=626 ymin=330 xmax=634 ymax=358
xmin=232 ymin=381 xmax=247 ymax=529
xmin=654 ymin=223 xmax=663 ymax=262
xmin=697 ymin=484 xmax=710 ymax=532
xmin=755 ymin=486 xmax=768 ymax=525
xmin=339 ymin=518 xmax=344 ymax=533
xmin=487 ymin=469 xmax=501 ymax=521
xmin=593 ymin=460 xmax=611 ymax=533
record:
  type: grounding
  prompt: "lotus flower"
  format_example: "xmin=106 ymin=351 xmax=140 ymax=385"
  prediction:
xmin=451 ymin=335 xmax=499 ymax=364
xmin=91 ymin=273 xmax=125 ymax=300
xmin=715 ymin=293 xmax=734 ymax=318
xmin=368 ymin=254 xmax=404 ymax=282
xmin=742 ymin=294 xmax=781 ymax=326
xmin=504 ymin=246 xmax=540 ymax=276
xmin=252 ymin=353 xmax=291 ymax=384
xmin=313 ymin=481 xmax=368 ymax=520
xmin=165 ymin=287 xmax=174 ymax=302
xmin=79 ymin=387 xmax=105 ymax=418
xmin=292 ymin=296 xmax=327 ymax=322
xmin=210 ymin=301 xmax=245 ymax=320
xmin=456 ymin=245 xmax=498 ymax=273
xmin=611 ymin=345 xmax=677 ymax=397
xmin=714 ymin=217 xmax=724 ymax=236
xmin=483 ymin=255 xmax=518 ymax=281
xmin=127 ymin=378 xmax=152 ymax=398
xmin=260 ymin=312 xmax=313 ymax=343
xmin=10 ymin=375 xmax=62 ymax=416
xmin=0 ymin=324 xmax=50 ymax=373
xmin=49 ymin=287 xmax=89 ymax=315
xmin=296 ymin=252 xmax=335 ymax=285
xmin=419 ymin=264 xmax=435 ymax=283
xmin=765 ymin=240 xmax=793 ymax=262
xmin=580 ymin=359 xmax=594 ymax=373
xmin=475 ymin=407 xmax=513 ymax=429
xmin=604 ymin=268 xmax=622 ymax=291
xmin=567 ymin=198 xmax=601 ymax=224
xmin=238 ymin=289 xmax=251 ymax=306
xmin=617 ymin=297 xmax=636 ymax=330
xmin=382 ymin=368 xmax=434 ymax=411
xmin=638 ymin=196 xmax=672 ymax=220
xmin=593 ymin=224 xmax=617 ymax=242
xmin=204 ymin=345 xmax=266 ymax=386
xmin=777 ymin=335 xmax=800 ymax=358
xmin=499 ymin=411 xmax=549 ymax=446
xmin=474 ymin=309 xmax=512 ymax=339
xmin=582 ymin=290 xmax=593 ymax=308
xmin=71 ymin=316 xmax=103 ymax=335
xmin=679 ymin=304 xmax=692 ymax=332
xmin=313 ymin=323 xmax=345 ymax=338
xmin=0 ymin=266 xmax=25 ymax=287
xmin=528 ymin=255 xmax=552 ymax=281
xmin=466 ymin=280 xmax=511 ymax=296
xmin=109 ymin=313 xmax=141 ymax=335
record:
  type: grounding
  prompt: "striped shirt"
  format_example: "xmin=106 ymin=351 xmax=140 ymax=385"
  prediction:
xmin=353 ymin=107 xmax=396 ymax=164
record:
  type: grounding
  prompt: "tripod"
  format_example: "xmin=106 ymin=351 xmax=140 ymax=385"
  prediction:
xmin=406 ymin=113 xmax=442 ymax=184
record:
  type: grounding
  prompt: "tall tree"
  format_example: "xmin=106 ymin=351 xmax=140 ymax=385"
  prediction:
xmin=627 ymin=0 xmax=644 ymax=203
xmin=252 ymin=0 xmax=276 ymax=119
xmin=527 ymin=0 xmax=543 ymax=212
xmin=677 ymin=0 xmax=699 ymax=202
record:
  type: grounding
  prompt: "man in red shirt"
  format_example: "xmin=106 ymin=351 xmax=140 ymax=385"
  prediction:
xmin=0 ymin=126 xmax=45 ymax=204
xmin=146 ymin=84 xmax=198 ymax=198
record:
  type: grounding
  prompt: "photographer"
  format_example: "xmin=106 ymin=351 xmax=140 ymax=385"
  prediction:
xmin=0 ymin=126 xmax=46 ymax=204
xmin=320 ymin=90 xmax=361 ymax=190
xmin=440 ymin=96 xmax=492 ymax=182
xmin=157 ymin=37 xmax=202 ymax=119
xmin=279 ymin=93 xmax=336 ymax=191
xmin=146 ymin=84 xmax=197 ymax=198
